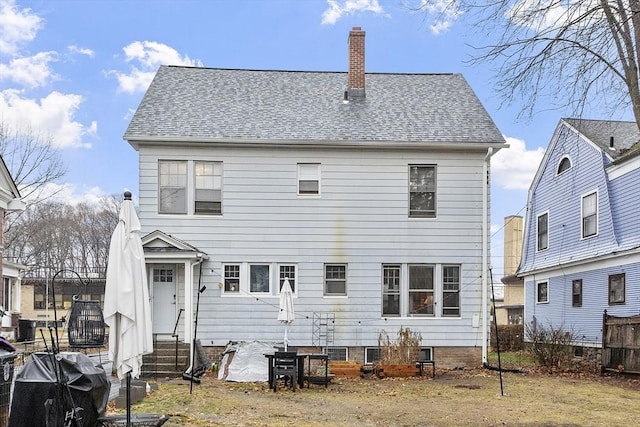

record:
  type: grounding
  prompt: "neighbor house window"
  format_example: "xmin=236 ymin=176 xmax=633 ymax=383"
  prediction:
xmin=442 ymin=265 xmax=460 ymax=317
xmin=408 ymin=265 xmax=434 ymax=316
xmin=194 ymin=161 xmax=222 ymax=215
xmin=609 ymin=273 xmax=625 ymax=305
xmin=223 ymin=264 xmax=240 ymax=293
xmin=324 ymin=264 xmax=346 ymax=296
xmin=537 ymin=212 xmax=549 ymax=251
xmin=249 ymin=264 xmax=270 ymax=293
xmin=279 ymin=265 xmax=296 ymax=293
xmin=536 ymin=281 xmax=548 ymax=303
xmin=557 ymin=157 xmax=571 ymax=175
xmin=572 ymin=279 xmax=582 ymax=307
xmin=298 ymin=163 xmax=320 ymax=195
xmin=582 ymin=192 xmax=598 ymax=238
xmin=158 ymin=160 xmax=187 ymax=214
xmin=409 ymin=165 xmax=436 ymax=218
xmin=382 ymin=265 xmax=401 ymax=316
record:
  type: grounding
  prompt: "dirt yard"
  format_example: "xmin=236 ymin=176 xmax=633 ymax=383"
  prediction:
xmin=118 ymin=367 xmax=640 ymax=426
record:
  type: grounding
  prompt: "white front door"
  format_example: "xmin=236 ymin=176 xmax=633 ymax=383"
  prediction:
xmin=152 ymin=265 xmax=176 ymax=335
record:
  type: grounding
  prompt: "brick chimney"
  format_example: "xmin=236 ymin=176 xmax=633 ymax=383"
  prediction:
xmin=347 ymin=26 xmax=365 ymax=99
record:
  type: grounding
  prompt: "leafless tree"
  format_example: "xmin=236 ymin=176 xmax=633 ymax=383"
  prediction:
xmin=419 ymin=0 xmax=640 ymax=127
xmin=4 ymin=196 xmax=121 ymax=277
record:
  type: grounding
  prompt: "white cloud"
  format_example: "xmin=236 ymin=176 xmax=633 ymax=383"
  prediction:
xmin=420 ymin=0 xmax=462 ymax=35
xmin=321 ymin=0 xmax=386 ymax=25
xmin=68 ymin=45 xmax=95 ymax=58
xmin=24 ymin=182 xmax=111 ymax=206
xmin=0 ymin=0 xmax=42 ymax=55
xmin=111 ymin=41 xmax=203 ymax=94
xmin=0 ymin=51 xmax=57 ymax=87
xmin=0 ymin=89 xmax=93 ymax=148
xmin=492 ymin=136 xmax=545 ymax=190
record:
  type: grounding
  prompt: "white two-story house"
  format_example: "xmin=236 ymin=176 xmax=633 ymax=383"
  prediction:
xmin=124 ymin=27 xmax=507 ymax=367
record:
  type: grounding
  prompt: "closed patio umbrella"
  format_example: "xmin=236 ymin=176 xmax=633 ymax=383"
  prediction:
xmin=277 ymin=278 xmax=295 ymax=351
xmin=104 ymin=191 xmax=153 ymax=426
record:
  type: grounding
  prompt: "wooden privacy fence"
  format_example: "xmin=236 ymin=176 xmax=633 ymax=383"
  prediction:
xmin=602 ymin=310 xmax=640 ymax=374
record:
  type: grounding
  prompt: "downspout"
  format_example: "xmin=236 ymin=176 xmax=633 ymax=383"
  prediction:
xmin=482 ymin=147 xmax=494 ymax=364
xmin=185 ymin=254 xmax=206 ymax=376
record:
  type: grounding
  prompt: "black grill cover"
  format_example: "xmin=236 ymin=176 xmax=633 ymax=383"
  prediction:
xmin=9 ymin=352 xmax=110 ymax=427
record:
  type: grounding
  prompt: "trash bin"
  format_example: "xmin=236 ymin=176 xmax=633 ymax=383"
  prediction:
xmin=17 ymin=319 xmax=36 ymax=342
xmin=0 ymin=352 xmax=16 ymax=426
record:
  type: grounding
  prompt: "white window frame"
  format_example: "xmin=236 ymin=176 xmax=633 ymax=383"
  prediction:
xmin=223 ymin=264 xmax=241 ymax=293
xmin=382 ymin=264 xmax=401 ymax=317
xmin=537 ymin=211 xmax=549 ymax=251
xmin=324 ymin=264 xmax=347 ymax=296
xmin=278 ymin=264 xmax=297 ymax=294
xmin=409 ymin=164 xmax=437 ymax=218
xmin=298 ymin=163 xmax=321 ymax=196
xmin=194 ymin=160 xmax=222 ymax=215
xmin=249 ymin=263 xmax=271 ymax=294
xmin=581 ymin=191 xmax=598 ymax=239
xmin=441 ymin=265 xmax=460 ymax=317
xmin=158 ymin=160 xmax=187 ymax=214
xmin=365 ymin=347 xmax=381 ymax=365
xmin=608 ymin=273 xmax=625 ymax=305
xmin=556 ymin=156 xmax=572 ymax=175
xmin=408 ymin=264 xmax=435 ymax=317
xmin=536 ymin=281 xmax=549 ymax=304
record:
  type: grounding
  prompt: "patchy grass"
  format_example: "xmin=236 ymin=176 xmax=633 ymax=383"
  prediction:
xmin=486 ymin=350 xmax=537 ymax=370
xmin=115 ymin=367 xmax=640 ymax=426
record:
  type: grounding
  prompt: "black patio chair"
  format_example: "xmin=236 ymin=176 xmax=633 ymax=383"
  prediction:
xmin=272 ymin=351 xmax=298 ymax=392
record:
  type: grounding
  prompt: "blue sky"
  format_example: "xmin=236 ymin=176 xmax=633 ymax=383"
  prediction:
xmin=0 ymin=0 xmax=627 ymax=281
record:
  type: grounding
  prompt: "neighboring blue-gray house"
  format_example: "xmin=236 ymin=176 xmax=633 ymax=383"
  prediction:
xmin=124 ymin=27 xmax=507 ymax=367
xmin=518 ymin=118 xmax=640 ymax=347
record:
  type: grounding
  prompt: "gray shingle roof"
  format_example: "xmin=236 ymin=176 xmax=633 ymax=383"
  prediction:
xmin=564 ymin=118 xmax=640 ymax=159
xmin=124 ymin=66 xmax=505 ymax=145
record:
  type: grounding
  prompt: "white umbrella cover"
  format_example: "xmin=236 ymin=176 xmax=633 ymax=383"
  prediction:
xmin=277 ymin=278 xmax=295 ymax=351
xmin=104 ymin=192 xmax=153 ymax=380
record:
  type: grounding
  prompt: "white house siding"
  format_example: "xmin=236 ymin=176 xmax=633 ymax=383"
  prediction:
xmin=138 ymin=143 xmax=489 ymax=349
xmin=524 ymin=257 xmax=640 ymax=345
xmin=520 ymin=125 xmax=618 ymax=273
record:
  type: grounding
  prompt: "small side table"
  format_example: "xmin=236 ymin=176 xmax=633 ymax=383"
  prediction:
xmin=416 ymin=359 xmax=435 ymax=378
xmin=304 ymin=353 xmax=329 ymax=387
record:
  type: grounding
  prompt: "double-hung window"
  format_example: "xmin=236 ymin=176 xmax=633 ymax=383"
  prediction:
xmin=194 ymin=161 xmax=222 ymax=214
xmin=159 ymin=160 xmax=187 ymax=214
xmin=536 ymin=281 xmax=548 ymax=303
xmin=572 ymin=279 xmax=582 ymax=307
xmin=324 ymin=264 xmax=346 ymax=296
xmin=408 ymin=265 xmax=434 ymax=316
xmin=382 ymin=265 xmax=401 ymax=316
xmin=298 ymin=163 xmax=320 ymax=195
xmin=279 ymin=265 xmax=296 ymax=293
xmin=609 ymin=273 xmax=625 ymax=305
xmin=537 ymin=212 xmax=548 ymax=251
xmin=442 ymin=265 xmax=460 ymax=316
xmin=409 ymin=165 xmax=436 ymax=218
xmin=224 ymin=264 xmax=241 ymax=293
xmin=582 ymin=192 xmax=597 ymax=238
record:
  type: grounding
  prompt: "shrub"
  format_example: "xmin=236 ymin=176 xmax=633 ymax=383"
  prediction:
xmin=525 ymin=321 xmax=577 ymax=371
xmin=377 ymin=327 xmax=422 ymax=364
xmin=490 ymin=324 xmax=525 ymax=351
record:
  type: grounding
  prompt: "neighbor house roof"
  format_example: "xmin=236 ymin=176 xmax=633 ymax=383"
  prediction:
xmin=564 ymin=118 xmax=640 ymax=160
xmin=124 ymin=66 xmax=506 ymax=147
